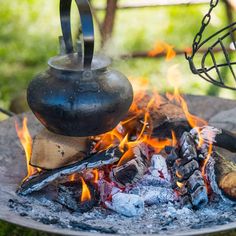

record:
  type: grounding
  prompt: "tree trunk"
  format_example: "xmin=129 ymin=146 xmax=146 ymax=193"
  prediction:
xmin=101 ymin=0 xmax=118 ymax=46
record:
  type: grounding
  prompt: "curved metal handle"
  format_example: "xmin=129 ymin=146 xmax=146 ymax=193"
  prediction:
xmin=60 ymin=0 xmax=94 ymax=68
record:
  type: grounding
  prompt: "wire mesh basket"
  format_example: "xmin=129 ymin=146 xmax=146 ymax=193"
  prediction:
xmin=187 ymin=22 xmax=236 ymax=90
xmin=186 ymin=0 xmax=236 ymax=90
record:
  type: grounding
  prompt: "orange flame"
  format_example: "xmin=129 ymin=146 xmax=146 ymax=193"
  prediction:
xmin=202 ymin=143 xmax=213 ymax=178
xmin=80 ymin=177 xmax=91 ymax=202
xmin=176 ymin=181 xmax=184 ymax=189
xmin=15 ymin=118 xmax=36 ymax=180
xmin=166 ymin=65 xmax=207 ymax=128
xmin=69 ymin=174 xmax=77 ymax=182
xmin=93 ymin=169 xmax=99 ymax=184
xmin=148 ymin=41 xmax=176 ymax=61
xmin=171 ymin=130 xmax=177 ymax=147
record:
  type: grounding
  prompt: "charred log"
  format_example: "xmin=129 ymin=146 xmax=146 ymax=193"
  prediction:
xmin=110 ymin=145 xmax=149 ymax=187
xmin=18 ymin=147 xmax=123 ymax=196
xmin=152 ymin=120 xmax=191 ymax=140
xmin=191 ymin=126 xmax=236 ymax=153
xmin=124 ymin=94 xmax=189 ymax=138
xmin=56 ymin=180 xmax=99 ymax=213
xmin=167 ymin=132 xmax=208 ymax=209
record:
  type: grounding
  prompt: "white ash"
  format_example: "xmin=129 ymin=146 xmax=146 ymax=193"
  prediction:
xmin=105 ymin=192 xmax=144 ymax=217
xmin=9 ymin=179 xmax=236 ymax=235
xmin=129 ymin=185 xmax=177 ymax=205
xmin=134 ymin=143 xmax=150 ymax=159
xmin=139 ymin=173 xmax=171 ymax=188
xmin=190 ymin=126 xmax=221 ymax=146
xmin=139 ymin=154 xmax=171 ymax=188
xmin=149 ymin=155 xmax=171 ymax=182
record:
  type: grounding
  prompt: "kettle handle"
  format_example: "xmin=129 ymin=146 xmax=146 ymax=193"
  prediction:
xmin=60 ymin=0 xmax=94 ymax=68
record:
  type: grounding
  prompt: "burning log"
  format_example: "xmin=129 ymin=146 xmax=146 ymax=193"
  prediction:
xmin=30 ymin=129 xmax=88 ymax=170
xmin=167 ymin=132 xmax=208 ymax=209
xmin=124 ymin=94 xmax=188 ymax=138
xmin=191 ymin=126 xmax=236 ymax=153
xmin=190 ymin=126 xmax=236 ymax=202
xmin=18 ymin=147 xmax=123 ymax=196
xmin=110 ymin=145 xmax=149 ymax=187
xmin=56 ymin=179 xmax=99 ymax=213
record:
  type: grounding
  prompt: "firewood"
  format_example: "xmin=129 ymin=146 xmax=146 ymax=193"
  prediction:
xmin=56 ymin=180 xmax=99 ymax=213
xmin=110 ymin=145 xmax=149 ymax=187
xmin=124 ymin=94 xmax=190 ymax=139
xmin=191 ymin=126 xmax=236 ymax=153
xmin=18 ymin=147 xmax=123 ymax=196
xmin=214 ymin=152 xmax=236 ymax=201
xmin=30 ymin=129 xmax=88 ymax=170
xmin=167 ymin=132 xmax=208 ymax=209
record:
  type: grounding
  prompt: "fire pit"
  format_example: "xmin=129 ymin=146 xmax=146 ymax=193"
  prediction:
xmin=1 ymin=94 xmax=236 ymax=236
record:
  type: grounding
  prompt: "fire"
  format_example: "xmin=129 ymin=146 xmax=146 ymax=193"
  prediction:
xmin=202 ymin=141 xmax=213 ymax=178
xmin=69 ymin=174 xmax=77 ymax=182
xmin=148 ymin=41 xmax=176 ymax=61
xmin=15 ymin=117 xmax=37 ymax=180
xmin=171 ymin=130 xmax=177 ymax=147
xmin=176 ymin=181 xmax=184 ymax=188
xmin=93 ymin=169 xmax=99 ymax=184
xmin=166 ymin=65 xmax=207 ymax=129
xmin=80 ymin=177 xmax=91 ymax=202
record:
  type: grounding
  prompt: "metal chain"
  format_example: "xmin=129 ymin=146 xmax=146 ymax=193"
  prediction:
xmin=187 ymin=0 xmax=220 ymax=58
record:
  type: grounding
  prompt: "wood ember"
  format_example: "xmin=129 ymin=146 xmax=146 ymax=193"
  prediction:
xmin=110 ymin=145 xmax=149 ymax=187
xmin=98 ymin=179 xmax=121 ymax=203
xmin=56 ymin=180 xmax=99 ymax=213
xmin=167 ymin=132 xmax=208 ymax=209
xmin=30 ymin=128 xmax=88 ymax=170
xmin=149 ymin=154 xmax=171 ymax=183
xmin=18 ymin=147 xmax=123 ymax=196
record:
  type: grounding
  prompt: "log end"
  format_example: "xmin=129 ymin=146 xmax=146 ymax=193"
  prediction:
xmin=219 ymin=172 xmax=236 ymax=201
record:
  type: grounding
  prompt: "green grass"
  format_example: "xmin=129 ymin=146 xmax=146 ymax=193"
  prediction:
xmin=1 ymin=0 xmax=236 ymax=235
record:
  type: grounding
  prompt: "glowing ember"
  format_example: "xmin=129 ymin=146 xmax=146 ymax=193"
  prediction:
xmin=176 ymin=181 xmax=184 ymax=189
xmin=80 ymin=177 xmax=91 ymax=202
xmin=15 ymin=118 xmax=37 ymax=180
xmin=69 ymin=174 xmax=77 ymax=182
xmin=93 ymin=169 xmax=99 ymax=184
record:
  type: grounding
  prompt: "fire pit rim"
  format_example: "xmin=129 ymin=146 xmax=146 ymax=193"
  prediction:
xmin=1 ymin=95 xmax=236 ymax=236
xmin=1 ymin=215 xmax=236 ymax=236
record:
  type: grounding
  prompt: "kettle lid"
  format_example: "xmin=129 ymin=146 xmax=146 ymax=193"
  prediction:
xmin=48 ymin=53 xmax=111 ymax=72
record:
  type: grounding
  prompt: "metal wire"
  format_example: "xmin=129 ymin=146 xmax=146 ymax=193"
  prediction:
xmin=0 ymin=108 xmax=14 ymax=117
xmin=186 ymin=0 xmax=236 ymax=90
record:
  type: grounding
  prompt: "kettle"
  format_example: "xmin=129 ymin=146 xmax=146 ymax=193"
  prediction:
xmin=27 ymin=0 xmax=133 ymax=137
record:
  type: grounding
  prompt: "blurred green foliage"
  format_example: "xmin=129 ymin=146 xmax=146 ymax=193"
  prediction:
xmin=0 ymin=0 xmax=236 ymax=235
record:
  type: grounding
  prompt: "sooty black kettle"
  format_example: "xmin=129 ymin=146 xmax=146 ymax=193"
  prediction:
xmin=27 ymin=0 xmax=133 ymax=137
